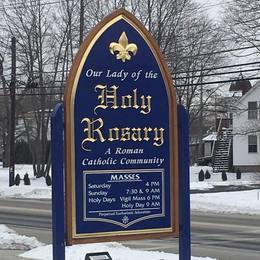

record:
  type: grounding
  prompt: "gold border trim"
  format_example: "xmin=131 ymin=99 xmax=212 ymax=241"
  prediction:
xmin=73 ymin=227 xmax=173 ymax=239
xmin=64 ymin=9 xmax=179 ymax=245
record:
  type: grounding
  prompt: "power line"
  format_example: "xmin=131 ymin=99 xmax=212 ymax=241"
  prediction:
xmin=0 ymin=77 xmax=259 ymax=94
xmin=11 ymin=45 xmax=258 ymax=72
xmin=2 ymin=65 xmax=260 ymax=82
xmin=0 ymin=85 xmax=65 ymax=91
xmin=167 ymin=44 xmax=260 ymax=61
xmin=0 ymin=0 xmax=65 ymax=11
xmin=1 ymin=1 xmax=260 ymax=59
xmin=1 ymin=0 xmax=260 ymax=33
xmin=6 ymin=26 xmax=260 ymax=56
xmin=174 ymin=67 xmax=260 ymax=80
xmin=174 ymin=76 xmax=260 ymax=88
xmin=172 ymin=61 xmax=260 ymax=75
xmin=2 ymin=61 xmax=260 ymax=83
xmin=178 ymin=44 xmax=260 ymax=59
xmin=0 ymin=0 xmax=229 ymax=12
xmin=3 ymin=43 xmax=260 ymax=77
xmin=0 ymin=92 xmax=64 ymax=97
xmin=197 ymin=0 xmax=231 ymax=10
xmin=2 ymin=66 xmax=260 ymax=87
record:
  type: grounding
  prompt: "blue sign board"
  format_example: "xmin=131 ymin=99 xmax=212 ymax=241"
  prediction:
xmin=64 ymin=9 xmax=179 ymax=244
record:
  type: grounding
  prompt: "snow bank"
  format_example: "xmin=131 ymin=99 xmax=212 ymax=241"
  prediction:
xmin=0 ymin=164 xmax=51 ymax=199
xmin=21 ymin=242 xmax=216 ymax=260
xmin=190 ymin=166 xmax=260 ymax=190
xmin=0 ymin=225 xmax=44 ymax=250
xmin=191 ymin=189 xmax=260 ymax=214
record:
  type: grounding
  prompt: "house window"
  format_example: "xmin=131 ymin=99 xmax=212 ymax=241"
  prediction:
xmin=248 ymin=101 xmax=257 ymax=119
xmin=248 ymin=135 xmax=257 ymax=153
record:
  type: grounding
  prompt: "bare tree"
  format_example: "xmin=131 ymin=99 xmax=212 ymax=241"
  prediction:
xmin=0 ymin=0 xmax=227 ymax=169
xmin=83 ymin=0 xmax=225 ymax=121
xmin=1 ymin=0 xmax=72 ymax=177
xmin=223 ymin=1 xmax=260 ymax=135
xmin=224 ymin=0 xmax=260 ymax=54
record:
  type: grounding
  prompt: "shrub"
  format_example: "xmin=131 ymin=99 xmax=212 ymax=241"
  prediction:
xmin=205 ymin=170 xmax=211 ymax=179
xmin=46 ymin=175 xmax=52 ymax=186
xmin=14 ymin=174 xmax=21 ymax=186
xmin=236 ymin=169 xmax=242 ymax=180
xmin=24 ymin=173 xmax=31 ymax=185
xmin=222 ymin=171 xmax=227 ymax=181
xmin=198 ymin=169 xmax=205 ymax=182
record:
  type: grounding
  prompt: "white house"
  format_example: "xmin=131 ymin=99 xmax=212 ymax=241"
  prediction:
xmin=233 ymin=81 xmax=260 ymax=171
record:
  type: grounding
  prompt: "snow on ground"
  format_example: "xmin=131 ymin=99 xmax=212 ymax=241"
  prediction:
xmin=0 ymin=225 xmax=43 ymax=250
xmin=20 ymin=242 xmax=216 ymax=260
xmin=0 ymin=164 xmax=260 ymax=215
xmin=0 ymin=164 xmax=51 ymax=199
xmin=190 ymin=165 xmax=260 ymax=214
xmin=190 ymin=165 xmax=260 ymax=190
xmin=0 ymin=164 xmax=259 ymax=198
xmin=1 ymin=164 xmax=260 ymax=259
xmin=191 ymin=189 xmax=260 ymax=214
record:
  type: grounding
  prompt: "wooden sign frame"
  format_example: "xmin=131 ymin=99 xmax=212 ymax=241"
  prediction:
xmin=64 ymin=8 xmax=179 ymax=245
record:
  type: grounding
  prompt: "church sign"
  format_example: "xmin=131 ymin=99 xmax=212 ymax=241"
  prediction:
xmin=64 ymin=9 xmax=179 ymax=244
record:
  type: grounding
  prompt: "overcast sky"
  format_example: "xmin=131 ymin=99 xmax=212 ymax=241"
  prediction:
xmin=195 ymin=0 xmax=225 ymax=21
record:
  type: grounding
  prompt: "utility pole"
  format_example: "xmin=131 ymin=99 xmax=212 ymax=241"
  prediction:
xmin=79 ymin=0 xmax=84 ymax=46
xmin=9 ymin=37 xmax=16 ymax=187
xmin=198 ymin=82 xmax=204 ymax=158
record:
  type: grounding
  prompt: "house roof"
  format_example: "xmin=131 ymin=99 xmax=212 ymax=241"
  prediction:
xmin=236 ymin=80 xmax=260 ymax=104
xmin=202 ymin=133 xmax=217 ymax=142
xmin=229 ymin=78 xmax=252 ymax=95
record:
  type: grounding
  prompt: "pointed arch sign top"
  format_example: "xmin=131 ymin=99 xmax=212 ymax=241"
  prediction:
xmin=64 ymin=8 xmax=179 ymax=245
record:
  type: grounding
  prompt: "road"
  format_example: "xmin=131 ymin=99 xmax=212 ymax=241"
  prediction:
xmin=0 ymin=198 xmax=260 ymax=260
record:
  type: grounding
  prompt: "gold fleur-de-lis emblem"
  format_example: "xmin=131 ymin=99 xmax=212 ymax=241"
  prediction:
xmin=109 ymin=32 xmax=138 ymax=62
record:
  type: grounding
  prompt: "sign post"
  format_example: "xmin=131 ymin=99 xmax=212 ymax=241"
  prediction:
xmin=178 ymin=104 xmax=191 ymax=260
xmin=51 ymin=103 xmax=65 ymax=260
